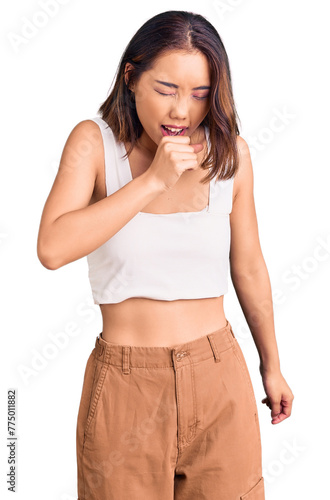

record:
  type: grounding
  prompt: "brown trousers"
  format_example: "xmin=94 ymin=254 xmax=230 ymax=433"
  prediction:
xmin=76 ymin=320 xmax=265 ymax=499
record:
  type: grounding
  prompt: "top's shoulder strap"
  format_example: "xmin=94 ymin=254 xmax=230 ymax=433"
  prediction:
xmin=89 ymin=117 xmax=126 ymax=196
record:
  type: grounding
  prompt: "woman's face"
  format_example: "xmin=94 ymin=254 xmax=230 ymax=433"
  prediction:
xmin=125 ymin=50 xmax=212 ymax=155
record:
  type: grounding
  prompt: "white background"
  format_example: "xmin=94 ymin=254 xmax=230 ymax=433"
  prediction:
xmin=1 ymin=0 xmax=329 ymax=498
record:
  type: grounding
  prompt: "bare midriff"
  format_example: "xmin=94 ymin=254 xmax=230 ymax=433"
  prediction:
xmin=99 ymin=296 xmax=227 ymax=347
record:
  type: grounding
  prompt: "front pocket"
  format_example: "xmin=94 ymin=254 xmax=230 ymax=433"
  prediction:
xmin=241 ymin=476 xmax=265 ymax=499
xmin=83 ymin=355 xmax=109 ymax=439
xmin=232 ymin=338 xmax=258 ymax=413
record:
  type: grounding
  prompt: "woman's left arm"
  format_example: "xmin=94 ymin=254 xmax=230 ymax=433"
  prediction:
xmin=229 ymin=136 xmax=294 ymax=424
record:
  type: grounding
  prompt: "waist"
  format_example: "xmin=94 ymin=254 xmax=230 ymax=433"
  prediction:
xmin=99 ymin=295 xmax=226 ymax=347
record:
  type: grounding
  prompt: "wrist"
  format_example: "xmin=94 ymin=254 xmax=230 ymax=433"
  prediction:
xmin=140 ymin=169 xmax=167 ymax=195
xmin=259 ymin=360 xmax=281 ymax=376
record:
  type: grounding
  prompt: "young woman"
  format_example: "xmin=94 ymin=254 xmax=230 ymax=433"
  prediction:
xmin=37 ymin=10 xmax=294 ymax=500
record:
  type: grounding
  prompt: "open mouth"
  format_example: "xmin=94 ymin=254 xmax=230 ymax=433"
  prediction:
xmin=161 ymin=125 xmax=186 ymax=136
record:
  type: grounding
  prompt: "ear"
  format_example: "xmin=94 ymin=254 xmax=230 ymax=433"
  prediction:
xmin=124 ymin=62 xmax=135 ymax=91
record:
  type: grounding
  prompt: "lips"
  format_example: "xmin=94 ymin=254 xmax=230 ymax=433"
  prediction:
xmin=163 ymin=124 xmax=187 ymax=129
xmin=161 ymin=125 xmax=187 ymax=136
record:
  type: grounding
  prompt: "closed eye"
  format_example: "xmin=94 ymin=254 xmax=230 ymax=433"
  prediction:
xmin=155 ymin=90 xmax=208 ymax=101
xmin=156 ymin=91 xmax=175 ymax=97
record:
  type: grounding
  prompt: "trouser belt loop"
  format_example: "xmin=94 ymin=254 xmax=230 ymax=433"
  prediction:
xmin=122 ymin=346 xmax=131 ymax=374
xmin=207 ymin=334 xmax=221 ymax=363
xmin=97 ymin=335 xmax=104 ymax=357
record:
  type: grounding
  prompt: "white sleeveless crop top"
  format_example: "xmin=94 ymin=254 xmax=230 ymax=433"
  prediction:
xmin=86 ymin=117 xmax=234 ymax=304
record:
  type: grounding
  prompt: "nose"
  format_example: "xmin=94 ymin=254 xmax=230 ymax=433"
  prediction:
xmin=169 ymin=96 xmax=189 ymax=121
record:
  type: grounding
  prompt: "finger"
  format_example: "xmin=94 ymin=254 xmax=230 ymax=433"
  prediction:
xmin=171 ymin=143 xmax=204 ymax=153
xmin=261 ymin=397 xmax=271 ymax=409
xmin=271 ymin=395 xmax=293 ymax=419
xmin=190 ymin=143 xmax=204 ymax=153
xmin=172 ymin=151 xmax=200 ymax=162
xmin=271 ymin=402 xmax=282 ymax=419
xmin=271 ymin=400 xmax=293 ymax=423
xmin=271 ymin=411 xmax=289 ymax=424
xmin=280 ymin=400 xmax=293 ymax=418
xmin=178 ymin=159 xmax=200 ymax=171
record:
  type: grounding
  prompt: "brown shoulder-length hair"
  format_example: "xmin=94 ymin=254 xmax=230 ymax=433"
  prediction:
xmin=98 ymin=10 xmax=241 ymax=182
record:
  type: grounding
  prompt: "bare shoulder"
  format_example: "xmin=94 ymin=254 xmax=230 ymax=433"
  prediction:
xmin=232 ymin=135 xmax=253 ymax=202
xmin=59 ymin=119 xmax=104 ymax=179
xmin=67 ymin=119 xmax=103 ymax=154
xmin=236 ymin=135 xmax=250 ymax=154
xmin=72 ymin=118 xmax=101 ymax=132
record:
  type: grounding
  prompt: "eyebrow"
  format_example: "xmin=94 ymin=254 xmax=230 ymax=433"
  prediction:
xmin=154 ymin=79 xmax=211 ymax=90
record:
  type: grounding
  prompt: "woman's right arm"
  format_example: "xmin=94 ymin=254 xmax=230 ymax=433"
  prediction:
xmin=37 ymin=120 xmax=165 ymax=270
